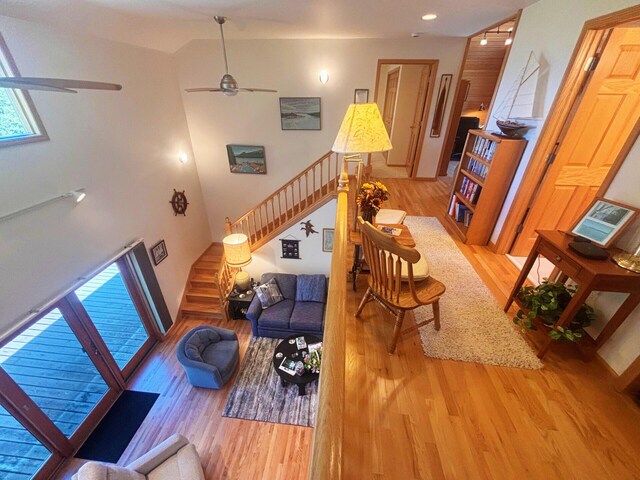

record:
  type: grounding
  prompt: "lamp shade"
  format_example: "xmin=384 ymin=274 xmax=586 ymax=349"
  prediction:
xmin=332 ymin=103 xmax=392 ymax=154
xmin=222 ymin=233 xmax=252 ymax=267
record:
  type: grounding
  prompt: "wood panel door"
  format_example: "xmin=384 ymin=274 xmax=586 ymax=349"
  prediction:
xmin=382 ymin=68 xmax=399 ymax=160
xmin=511 ymin=28 xmax=640 ymax=256
xmin=405 ymin=65 xmax=431 ymax=176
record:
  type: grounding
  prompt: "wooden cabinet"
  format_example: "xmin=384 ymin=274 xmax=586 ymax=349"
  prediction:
xmin=446 ymin=129 xmax=527 ymax=245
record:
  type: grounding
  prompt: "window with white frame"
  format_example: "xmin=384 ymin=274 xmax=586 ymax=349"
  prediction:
xmin=0 ymin=32 xmax=48 ymax=147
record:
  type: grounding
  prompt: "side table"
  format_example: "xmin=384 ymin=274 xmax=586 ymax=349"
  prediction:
xmin=227 ymin=291 xmax=255 ymax=320
xmin=505 ymin=230 xmax=640 ymax=359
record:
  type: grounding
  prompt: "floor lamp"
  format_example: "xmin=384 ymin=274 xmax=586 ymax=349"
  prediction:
xmin=331 ymin=103 xmax=393 ymax=229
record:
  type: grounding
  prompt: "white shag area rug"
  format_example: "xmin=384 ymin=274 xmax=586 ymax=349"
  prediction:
xmin=404 ymin=216 xmax=543 ymax=370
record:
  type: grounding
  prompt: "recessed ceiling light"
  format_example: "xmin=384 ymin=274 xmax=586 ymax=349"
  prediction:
xmin=422 ymin=14 xmax=437 ymax=21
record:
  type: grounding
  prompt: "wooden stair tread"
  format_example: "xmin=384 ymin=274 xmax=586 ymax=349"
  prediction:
xmin=181 ymin=301 xmax=222 ymax=314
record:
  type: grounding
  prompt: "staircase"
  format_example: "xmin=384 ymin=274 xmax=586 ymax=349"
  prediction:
xmin=179 ymin=243 xmax=224 ymax=320
xmin=178 ymin=151 xmax=342 ymax=321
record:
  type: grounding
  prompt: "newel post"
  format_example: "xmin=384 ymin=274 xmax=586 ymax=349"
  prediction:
xmin=224 ymin=217 xmax=232 ymax=235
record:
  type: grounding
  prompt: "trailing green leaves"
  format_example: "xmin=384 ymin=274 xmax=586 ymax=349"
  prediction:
xmin=512 ymin=279 xmax=595 ymax=342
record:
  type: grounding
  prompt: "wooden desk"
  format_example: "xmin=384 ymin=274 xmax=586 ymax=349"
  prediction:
xmin=505 ymin=230 xmax=640 ymax=359
xmin=349 ymin=224 xmax=415 ymax=291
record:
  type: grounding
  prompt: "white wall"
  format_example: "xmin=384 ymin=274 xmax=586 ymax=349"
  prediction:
xmin=589 ymin=138 xmax=640 ymax=374
xmin=0 ymin=16 xmax=211 ymax=337
xmin=387 ymin=65 xmax=423 ymax=166
xmin=175 ymin=36 xmax=465 ymax=240
xmin=486 ymin=0 xmax=640 ymax=374
xmin=244 ymin=199 xmax=337 ymax=279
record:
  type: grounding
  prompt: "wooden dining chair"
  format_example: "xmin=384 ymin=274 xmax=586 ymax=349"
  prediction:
xmin=355 ymin=217 xmax=446 ymax=353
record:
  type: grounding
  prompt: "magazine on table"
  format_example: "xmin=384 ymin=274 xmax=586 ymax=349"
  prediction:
xmin=279 ymin=358 xmax=297 ymax=376
xmin=377 ymin=225 xmax=402 ymax=236
xmin=295 ymin=336 xmax=307 ymax=350
xmin=308 ymin=342 xmax=323 ymax=353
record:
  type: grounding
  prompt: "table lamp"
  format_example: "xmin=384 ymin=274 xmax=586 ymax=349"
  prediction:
xmin=222 ymin=233 xmax=252 ymax=291
xmin=332 ymin=103 xmax=393 ymax=229
xmin=613 ymin=244 xmax=640 ymax=273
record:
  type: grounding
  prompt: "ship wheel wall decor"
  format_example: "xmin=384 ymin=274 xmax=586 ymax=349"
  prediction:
xmin=170 ymin=189 xmax=189 ymax=216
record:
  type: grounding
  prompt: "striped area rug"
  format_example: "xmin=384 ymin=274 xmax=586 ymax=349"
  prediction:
xmin=222 ymin=337 xmax=317 ymax=427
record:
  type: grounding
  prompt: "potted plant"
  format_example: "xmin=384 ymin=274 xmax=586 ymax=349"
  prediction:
xmin=357 ymin=181 xmax=390 ymax=223
xmin=513 ymin=279 xmax=596 ymax=342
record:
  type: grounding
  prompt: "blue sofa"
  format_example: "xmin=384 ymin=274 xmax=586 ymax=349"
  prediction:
xmin=176 ymin=325 xmax=239 ymax=389
xmin=246 ymin=273 xmax=327 ymax=339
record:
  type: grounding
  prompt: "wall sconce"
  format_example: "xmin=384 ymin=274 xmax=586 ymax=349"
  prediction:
xmin=0 ymin=188 xmax=87 ymax=224
xmin=70 ymin=189 xmax=87 ymax=203
xmin=319 ymin=70 xmax=330 ymax=84
xmin=178 ymin=152 xmax=188 ymax=164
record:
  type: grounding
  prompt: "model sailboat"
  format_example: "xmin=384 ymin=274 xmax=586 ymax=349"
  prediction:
xmin=494 ymin=51 xmax=541 ymax=137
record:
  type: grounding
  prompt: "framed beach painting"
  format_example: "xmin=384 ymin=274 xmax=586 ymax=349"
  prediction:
xmin=226 ymin=145 xmax=267 ymax=174
xmin=570 ymin=198 xmax=638 ymax=247
xmin=279 ymin=97 xmax=321 ymax=130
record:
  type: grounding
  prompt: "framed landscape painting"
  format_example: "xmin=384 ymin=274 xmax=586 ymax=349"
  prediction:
xmin=279 ymin=97 xmax=321 ymax=130
xmin=226 ymin=145 xmax=267 ymax=174
xmin=570 ymin=198 xmax=638 ymax=247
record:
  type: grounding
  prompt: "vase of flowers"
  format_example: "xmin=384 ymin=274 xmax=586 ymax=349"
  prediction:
xmin=357 ymin=181 xmax=389 ymax=224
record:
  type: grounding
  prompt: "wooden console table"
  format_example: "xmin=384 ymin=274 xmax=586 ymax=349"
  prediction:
xmin=349 ymin=224 xmax=415 ymax=291
xmin=504 ymin=230 xmax=640 ymax=359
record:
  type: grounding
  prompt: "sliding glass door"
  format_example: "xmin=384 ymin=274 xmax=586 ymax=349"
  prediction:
xmin=0 ymin=246 xmax=163 ymax=478
xmin=70 ymin=259 xmax=156 ymax=380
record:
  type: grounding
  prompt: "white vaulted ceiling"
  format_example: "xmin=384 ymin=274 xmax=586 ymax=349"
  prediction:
xmin=1 ymin=0 xmax=537 ymax=52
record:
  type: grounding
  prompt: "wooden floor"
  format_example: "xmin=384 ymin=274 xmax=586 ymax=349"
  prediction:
xmin=56 ymin=177 xmax=640 ymax=480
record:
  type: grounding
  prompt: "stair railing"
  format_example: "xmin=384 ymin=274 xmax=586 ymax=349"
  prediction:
xmin=225 ymin=151 xmax=340 ymax=249
xmin=217 ymin=150 xmax=341 ymax=320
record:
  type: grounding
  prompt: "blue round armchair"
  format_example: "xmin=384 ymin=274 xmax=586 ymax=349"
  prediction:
xmin=177 ymin=326 xmax=239 ymax=389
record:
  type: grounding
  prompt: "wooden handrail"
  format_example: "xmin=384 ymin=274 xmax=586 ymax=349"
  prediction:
xmin=309 ymin=161 xmax=349 ymax=479
xmin=226 ymin=151 xmax=340 ymax=250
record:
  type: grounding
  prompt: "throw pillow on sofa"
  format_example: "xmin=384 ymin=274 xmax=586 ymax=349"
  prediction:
xmin=295 ymin=274 xmax=327 ymax=303
xmin=255 ymin=278 xmax=284 ymax=309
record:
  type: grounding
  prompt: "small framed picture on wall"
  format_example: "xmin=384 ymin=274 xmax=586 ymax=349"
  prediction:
xmin=323 ymin=228 xmax=335 ymax=252
xmin=354 ymin=89 xmax=369 ymax=104
xmin=151 ymin=240 xmax=168 ymax=266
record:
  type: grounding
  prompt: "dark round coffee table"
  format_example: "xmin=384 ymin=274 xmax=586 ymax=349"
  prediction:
xmin=272 ymin=334 xmax=321 ymax=396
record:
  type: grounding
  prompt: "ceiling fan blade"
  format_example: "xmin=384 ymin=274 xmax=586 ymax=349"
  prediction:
xmin=0 ymin=78 xmax=76 ymax=93
xmin=185 ymin=87 xmax=228 ymax=92
xmin=237 ymin=88 xmax=278 ymax=93
xmin=0 ymin=77 xmax=121 ymax=92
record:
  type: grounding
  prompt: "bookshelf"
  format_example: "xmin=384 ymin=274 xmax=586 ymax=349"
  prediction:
xmin=446 ymin=129 xmax=527 ymax=245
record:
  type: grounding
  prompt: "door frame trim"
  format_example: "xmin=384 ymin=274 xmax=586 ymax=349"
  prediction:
xmin=493 ymin=4 xmax=640 ymax=254
xmin=370 ymin=59 xmax=439 ymax=179
xmin=436 ymin=11 xmax=522 ymax=177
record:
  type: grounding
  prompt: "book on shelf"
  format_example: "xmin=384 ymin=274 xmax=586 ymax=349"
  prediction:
xmin=471 ymin=135 xmax=497 ymax=161
xmin=466 ymin=158 xmax=488 ymax=179
xmin=463 ymin=209 xmax=474 ymax=227
xmin=459 ymin=178 xmax=483 ymax=204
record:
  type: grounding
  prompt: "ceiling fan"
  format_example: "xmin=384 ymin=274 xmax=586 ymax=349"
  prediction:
xmin=185 ymin=16 xmax=277 ymax=96
xmin=0 ymin=77 xmax=122 ymax=93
